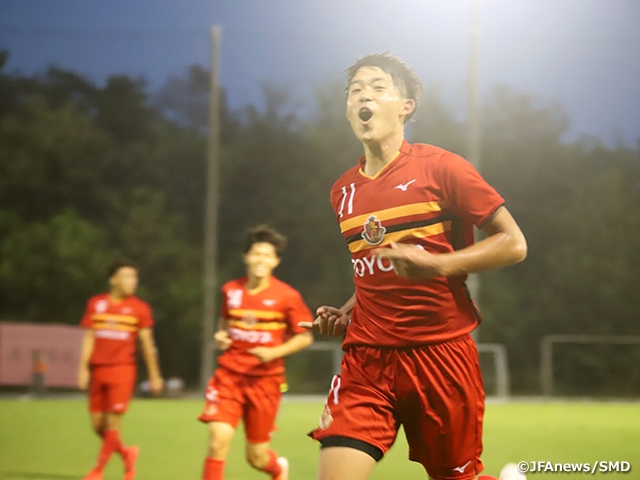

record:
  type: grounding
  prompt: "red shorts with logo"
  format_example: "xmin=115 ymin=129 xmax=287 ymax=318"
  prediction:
xmin=198 ymin=367 xmax=285 ymax=444
xmin=89 ymin=364 xmax=137 ymax=414
xmin=309 ymin=334 xmax=485 ymax=480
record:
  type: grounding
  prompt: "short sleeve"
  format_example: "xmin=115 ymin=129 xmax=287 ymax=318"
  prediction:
xmin=138 ymin=302 xmax=154 ymax=329
xmin=437 ymin=153 xmax=504 ymax=226
xmin=285 ymin=290 xmax=314 ymax=335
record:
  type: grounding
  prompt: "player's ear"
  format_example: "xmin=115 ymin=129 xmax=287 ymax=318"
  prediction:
xmin=401 ymin=98 xmax=416 ymax=118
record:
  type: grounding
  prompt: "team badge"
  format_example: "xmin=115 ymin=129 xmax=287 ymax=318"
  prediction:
xmin=319 ymin=404 xmax=333 ymax=430
xmin=361 ymin=215 xmax=386 ymax=245
xmin=242 ymin=312 xmax=258 ymax=327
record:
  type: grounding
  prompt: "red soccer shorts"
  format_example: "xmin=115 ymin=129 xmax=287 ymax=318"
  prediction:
xmin=198 ymin=367 xmax=285 ymax=444
xmin=309 ymin=334 xmax=485 ymax=480
xmin=88 ymin=364 xmax=137 ymax=414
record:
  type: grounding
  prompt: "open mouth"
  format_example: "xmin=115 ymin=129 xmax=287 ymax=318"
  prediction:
xmin=359 ymin=107 xmax=373 ymax=122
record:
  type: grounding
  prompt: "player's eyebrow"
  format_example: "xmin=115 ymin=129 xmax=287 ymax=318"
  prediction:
xmin=349 ymin=77 xmax=387 ymax=88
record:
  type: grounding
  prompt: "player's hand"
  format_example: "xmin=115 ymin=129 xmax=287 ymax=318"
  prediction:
xmin=149 ymin=375 xmax=164 ymax=395
xmin=214 ymin=330 xmax=232 ymax=350
xmin=376 ymin=242 xmax=444 ymax=279
xmin=77 ymin=366 xmax=90 ymax=390
xmin=298 ymin=306 xmax=350 ymax=337
xmin=247 ymin=347 xmax=278 ymax=363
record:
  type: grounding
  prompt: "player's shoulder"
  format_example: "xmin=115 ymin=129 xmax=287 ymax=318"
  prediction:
xmin=404 ymin=141 xmax=472 ymax=173
xmin=269 ymin=276 xmax=303 ymax=298
xmin=87 ymin=293 xmax=109 ymax=305
xmin=127 ymin=295 xmax=152 ymax=311
xmin=403 ymin=141 xmax=459 ymax=162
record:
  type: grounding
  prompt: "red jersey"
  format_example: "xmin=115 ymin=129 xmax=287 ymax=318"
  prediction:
xmin=80 ymin=294 xmax=154 ymax=366
xmin=331 ymin=140 xmax=504 ymax=347
xmin=217 ymin=276 xmax=313 ymax=376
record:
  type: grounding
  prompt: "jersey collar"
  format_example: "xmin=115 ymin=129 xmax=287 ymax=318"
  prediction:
xmin=357 ymin=139 xmax=409 ymax=180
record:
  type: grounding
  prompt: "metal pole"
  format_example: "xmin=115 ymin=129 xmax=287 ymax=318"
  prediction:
xmin=468 ymin=0 xmax=482 ymax=341
xmin=200 ymin=25 xmax=222 ymax=390
xmin=540 ymin=336 xmax=554 ymax=397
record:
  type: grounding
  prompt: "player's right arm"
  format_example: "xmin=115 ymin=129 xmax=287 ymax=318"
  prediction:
xmin=214 ymin=317 xmax=232 ymax=350
xmin=77 ymin=329 xmax=94 ymax=390
xmin=299 ymin=293 xmax=355 ymax=337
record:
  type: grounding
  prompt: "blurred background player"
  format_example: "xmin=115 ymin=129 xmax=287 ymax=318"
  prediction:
xmin=198 ymin=225 xmax=314 ymax=480
xmin=300 ymin=53 xmax=527 ymax=480
xmin=77 ymin=260 xmax=163 ymax=480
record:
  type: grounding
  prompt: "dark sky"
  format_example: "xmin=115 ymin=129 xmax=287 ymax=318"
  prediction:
xmin=1 ymin=0 xmax=639 ymax=145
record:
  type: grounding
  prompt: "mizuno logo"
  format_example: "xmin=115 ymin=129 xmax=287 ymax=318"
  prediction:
xmin=262 ymin=300 xmax=277 ymax=306
xmin=395 ymin=179 xmax=416 ymax=191
xmin=453 ymin=461 xmax=472 ymax=473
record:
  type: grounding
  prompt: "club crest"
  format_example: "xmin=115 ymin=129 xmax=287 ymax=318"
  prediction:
xmin=361 ymin=215 xmax=386 ymax=245
xmin=242 ymin=312 xmax=258 ymax=326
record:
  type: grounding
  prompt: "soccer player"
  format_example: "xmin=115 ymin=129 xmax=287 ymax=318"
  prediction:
xmin=198 ymin=225 xmax=314 ymax=480
xmin=77 ymin=260 xmax=163 ymax=480
xmin=299 ymin=53 xmax=528 ymax=480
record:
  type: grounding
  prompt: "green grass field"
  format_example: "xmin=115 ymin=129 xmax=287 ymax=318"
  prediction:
xmin=0 ymin=397 xmax=639 ymax=479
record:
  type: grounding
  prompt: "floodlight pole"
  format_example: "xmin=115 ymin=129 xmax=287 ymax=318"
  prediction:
xmin=468 ymin=0 xmax=482 ymax=341
xmin=201 ymin=25 xmax=222 ymax=390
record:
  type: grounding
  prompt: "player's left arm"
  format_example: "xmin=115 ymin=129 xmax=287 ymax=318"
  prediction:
xmin=248 ymin=331 xmax=313 ymax=363
xmin=138 ymin=328 xmax=164 ymax=394
xmin=378 ymin=206 xmax=527 ymax=279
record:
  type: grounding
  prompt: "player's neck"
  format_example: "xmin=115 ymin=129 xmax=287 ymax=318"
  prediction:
xmin=109 ymin=290 xmax=126 ymax=302
xmin=246 ymin=275 xmax=270 ymax=293
xmin=362 ymin=132 xmax=404 ymax=177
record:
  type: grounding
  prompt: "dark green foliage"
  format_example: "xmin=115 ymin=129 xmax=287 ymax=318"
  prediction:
xmin=1 ymin=54 xmax=639 ymax=393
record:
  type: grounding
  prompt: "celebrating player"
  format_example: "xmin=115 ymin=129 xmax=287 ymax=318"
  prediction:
xmin=77 ymin=260 xmax=163 ymax=480
xmin=300 ymin=53 xmax=528 ymax=480
xmin=198 ymin=225 xmax=314 ymax=480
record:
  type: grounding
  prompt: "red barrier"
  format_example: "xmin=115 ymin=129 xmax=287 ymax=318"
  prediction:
xmin=0 ymin=322 xmax=84 ymax=388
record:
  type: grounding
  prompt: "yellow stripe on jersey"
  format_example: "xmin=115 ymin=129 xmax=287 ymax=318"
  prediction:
xmin=92 ymin=313 xmax=139 ymax=325
xmin=228 ymin=309 xmax=285 ymax=321
xmin=228 ymin=320 xmax=286 ymax=331
xmin=348 ymin=222 xmax=451 ymax=253
xmin=339 ymin=201 xmax=448 ymax=233
xmin=92 ymin=321 xmax=137 ymax=332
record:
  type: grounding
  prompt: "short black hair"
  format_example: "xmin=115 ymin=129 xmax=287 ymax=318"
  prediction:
xmin=107 ymin=260 xmax=137 ymax=278
xmin=243 ymin=225 xmax=287 ymax=258
xmin=346 ymin=52 xmax=424 ymax=122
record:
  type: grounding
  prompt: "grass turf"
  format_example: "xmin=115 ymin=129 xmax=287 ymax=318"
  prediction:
xmin=0 ymin=397 xmax=639 ymax=479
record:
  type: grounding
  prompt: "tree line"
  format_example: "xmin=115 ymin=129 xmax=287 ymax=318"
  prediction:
xmin=1 ymin=50 xmax=639 ymax=394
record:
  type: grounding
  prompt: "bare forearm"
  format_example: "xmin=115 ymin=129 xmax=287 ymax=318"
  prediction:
xmin=269 ymin=332 xmax=313 ymax=359
xmin=78 ymin=331 xmax=94 ymax=371
xmin=378 ymin=207 xmax=527 ymax=280
xmin=139 ymin=331 xmax=162 ymax=380
xmin=437 ymin=229 xmax=527 ymax=277
xmin=217 ymin=317 xmax=228 ymax=333
xmin=77 ymin=331 xmax=94 ymax=389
